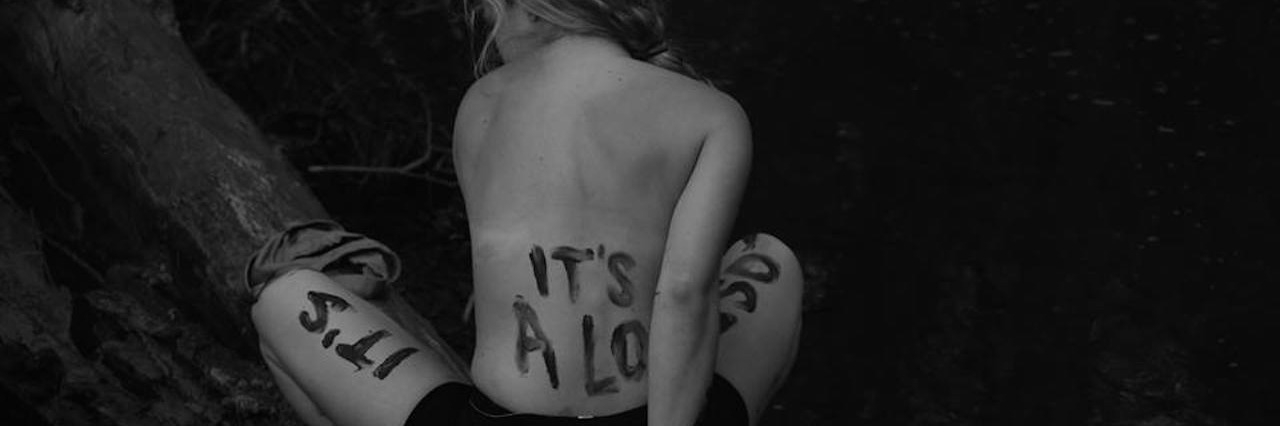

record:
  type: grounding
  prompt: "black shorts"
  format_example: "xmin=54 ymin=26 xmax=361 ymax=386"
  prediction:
xmin=404 ymin=375 xmax=748 ymax=426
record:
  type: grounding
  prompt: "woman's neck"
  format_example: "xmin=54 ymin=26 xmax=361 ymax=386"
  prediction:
xmin=504 ymin=35 xmax=629 ymax=67
xmin=541 ymin=36 xmax=629 ymax=60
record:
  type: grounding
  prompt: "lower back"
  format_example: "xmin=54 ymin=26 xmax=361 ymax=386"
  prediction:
xmin=457 ymin=51 xmax=706 ymax=416
xmin=467 ymin=224 xmax=663 ymax=416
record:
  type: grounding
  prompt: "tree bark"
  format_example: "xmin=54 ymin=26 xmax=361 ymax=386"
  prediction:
xmin=0 ymin=191 xmax=305 ymax=425
xmin=0 ymin=0 xmax=468 ymax=423
xmin=1 ymin=0 xmax=327 ymax=346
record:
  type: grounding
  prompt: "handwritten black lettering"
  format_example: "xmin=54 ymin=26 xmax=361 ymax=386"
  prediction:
xmin=611 ymin=320 xmax=648 ymax=380
xmin=529 ymin=245 xmax=549 ymax=297
xmin=514 ymin=296 xmax=559 ymax=389
xmin=606 ymin=252 xmax=637 ymax=308
xmin=322 ymin=329 xmax=340 ymax=348
xmin=551 ymin=247 xmax=594 ymax=303
xmin=724 ymin=253 xmax=780 ymax=283
xmin=335 ymin=330 xmax=391 ymax=371
xmin=720 ymin=281 xmax=758 ymax=313
xmin=299 ymin=291 xmax=353 ymax=333
xmin=373 ymin=347 xmax=420 ymax=380
xmin=582 ymin=315 xmax=619 ymax=395
xmin=294 ymin=291 xmax=419 ymax=380
xmin=720 ymin=312 xmax=738 ymax=334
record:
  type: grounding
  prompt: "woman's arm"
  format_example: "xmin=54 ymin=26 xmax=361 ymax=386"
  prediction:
xmin=648 ymin=98 xmax=752 ymax=426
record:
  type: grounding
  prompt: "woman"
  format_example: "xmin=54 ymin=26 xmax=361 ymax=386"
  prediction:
xmin=246 ymin=1 xmax=801 ymax=425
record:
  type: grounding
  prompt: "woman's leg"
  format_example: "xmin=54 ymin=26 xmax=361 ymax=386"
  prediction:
xmin=252 ymin=269 xmax=467 ymax=426
xmin=714 ymin=233 xmax=803 ymax=426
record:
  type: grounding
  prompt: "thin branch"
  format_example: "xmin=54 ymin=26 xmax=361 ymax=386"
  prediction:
xmin=12 ymin=135 xmax=85 ymax=236
xmin=307 ymin=163 xmax=457 ymax=187
xmin=307 ymin=94 xmax=456 ymax=187
xmin=293 ymin=0 xmax=339 ymax=38
xmin=399 ymin=148 xmax=432 ymax=171
xmin=399 ymin=96 xmax=436 ymax=171
xmin=395 ymin=0 xmax=450 ymax=17
xmin=41 ymin=236 xmax=106 ymax=285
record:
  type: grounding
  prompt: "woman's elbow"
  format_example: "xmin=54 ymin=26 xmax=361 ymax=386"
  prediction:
xmin=654 ymin=279 xmax=717 ymax=313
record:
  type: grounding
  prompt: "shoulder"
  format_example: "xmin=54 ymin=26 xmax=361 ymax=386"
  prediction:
xmin=622 ymin=66 xmax=752 ymax=180
xmin=668 ymin=76 xmax=750 ymax=156
xmin=452 ymin=70 xmax=509 ymax=181
xmin=699 ymin=87 xmax=750 ymax=139
xmin=651 ymin=70 xmax=752 ymax=168
xmin=454 ymin=69 xmax=510 ymax=145
xmin=457 ymin=69 xmax=508 ymax=120
xmin=695 ymin=87 xmax=751 ymax=166
xmin=627 ymin=62 xmax=750 ymax=144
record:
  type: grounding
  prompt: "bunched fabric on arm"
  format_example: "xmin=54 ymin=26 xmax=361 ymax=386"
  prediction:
xmin=244 ymin=220 xmax=403 ymax=301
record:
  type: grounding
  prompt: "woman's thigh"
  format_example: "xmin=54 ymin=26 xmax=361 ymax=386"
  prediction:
xmin=252 ymin=269 xmax=466 ymax=426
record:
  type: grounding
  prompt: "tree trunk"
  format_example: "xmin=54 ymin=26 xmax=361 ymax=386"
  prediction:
xmin=0 ymin=191 xmax=307 ymax=425
xmin=0 ymin=0 xmax=467 ymax=423
xmin=0 ymin=0 xmax=328 ymax=346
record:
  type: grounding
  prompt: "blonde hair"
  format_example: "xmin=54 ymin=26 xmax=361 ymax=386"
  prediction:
xmin=464 ymin=0 xmax=702 ymax=80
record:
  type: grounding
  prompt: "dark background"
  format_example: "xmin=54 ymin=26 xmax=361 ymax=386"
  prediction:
xmin=9 ymin=0 xmax=1279 ymax=424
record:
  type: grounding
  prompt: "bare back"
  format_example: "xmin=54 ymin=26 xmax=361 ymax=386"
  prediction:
xmin=453 ymin=40 xmax=736 ymax=417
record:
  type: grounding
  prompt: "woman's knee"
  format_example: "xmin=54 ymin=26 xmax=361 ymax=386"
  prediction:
xmin=722 ymin=233 xmax=801 ymax=290
xmin=250 ymin=269 xmax=365 ymax=348
xmin=252 ymin=269 xmax=311 ymax=326
xmin=248 ymin=268 xmax=448 ymax=425
xmin=718 ymin=233 xmax=802 ymax=330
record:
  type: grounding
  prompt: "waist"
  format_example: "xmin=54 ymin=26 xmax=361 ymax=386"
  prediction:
xmin=469 ymin=292 xmax=653 ymax=415
xmin=469 ymin=372 xmax=648 ymax=421
xmin=466 ymin=229 xmax=662 ymax=415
